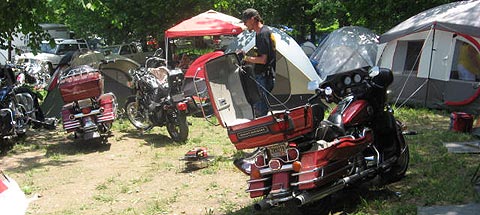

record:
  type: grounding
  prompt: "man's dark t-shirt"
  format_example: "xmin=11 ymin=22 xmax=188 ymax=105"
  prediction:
xmin=254 ymin=26 xmax=276 ymax=76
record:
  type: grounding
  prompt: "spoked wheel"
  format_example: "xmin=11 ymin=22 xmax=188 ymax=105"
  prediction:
xmin=166 ymin=110 xmax=189 ymax=142
xmin=125 ymin=100 xmax=153 ymax=130
xmin=15 ymin=104 xmax=29 ymax=137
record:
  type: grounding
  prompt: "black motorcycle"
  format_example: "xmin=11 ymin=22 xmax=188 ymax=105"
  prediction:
xmin=0 ymin=65 xmax=33 ymax=142
xmin=125 ymin=49 xmax=189 ymax=142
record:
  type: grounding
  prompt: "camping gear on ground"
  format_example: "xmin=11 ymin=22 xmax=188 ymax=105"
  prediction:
xmin=124 ymin=49 xmax=189 ymax=142
xmin=181 ymin=147 xmax=211 ymax=169
xmin=59 ymin=65 xmax=117 ymax=141
xmin=203 ymin=51 xmax=409 ymax=213
xmin=449 ymin=112 xmax=473 ymax=133
xmin=377 ymin=1 xmax=480 ymax=114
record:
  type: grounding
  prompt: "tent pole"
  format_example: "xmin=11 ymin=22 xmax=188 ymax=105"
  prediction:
xmin=424 ymin=25 xmax=436 ymax=107
xmin=165 ymin=37 xmax=169 ymax=68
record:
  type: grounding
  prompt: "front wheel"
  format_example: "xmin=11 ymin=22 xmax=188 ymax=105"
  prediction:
xmin=166 ymin=110 xmax=189 ymax=142
xmin=125 ymin=99 xmax=153 ymax=130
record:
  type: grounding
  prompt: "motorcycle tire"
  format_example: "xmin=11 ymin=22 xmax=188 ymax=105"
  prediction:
xmin=381 ymin=144 xmax=410 ymax=184
xmin=166 ymin=110 xmax=189 ymax=142
xmin=15 ymin=104 xmax=29 ymax=137
xmin=125 ymin=100 xmax=153 ymax=130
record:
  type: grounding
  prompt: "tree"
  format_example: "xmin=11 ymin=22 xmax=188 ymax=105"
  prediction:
xmin=0 ymin=0 xmax=52 ymax=61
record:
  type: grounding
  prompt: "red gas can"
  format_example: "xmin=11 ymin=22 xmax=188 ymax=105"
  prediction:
xmin=449 ymin=112 xmax=473 ymax=133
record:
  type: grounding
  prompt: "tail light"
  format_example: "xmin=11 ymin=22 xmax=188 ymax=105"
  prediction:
xmin=176 ymin=102 xmax=187 ymax=111
xmin=287 ymin=148 xmax=299 ymax=161
xmin=255 ymin=154 xmax=266 ymax=167
xmin=269 ymin=159 xmax=282 ymax=170
xmin=81 ymin=107 xmax=91 ymax=114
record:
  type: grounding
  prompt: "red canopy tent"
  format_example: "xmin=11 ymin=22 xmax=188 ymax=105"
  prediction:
xmin=164 ymin=10 xmax=245 ymax=67
xmin=165 ymin=10 xmax=244 ymax=38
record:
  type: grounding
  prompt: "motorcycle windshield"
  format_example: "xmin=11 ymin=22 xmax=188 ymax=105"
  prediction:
xmin=204 ymin=53 xmax=254 ymax=127
xmin=310 ymin=26 xmax=379 ymax=80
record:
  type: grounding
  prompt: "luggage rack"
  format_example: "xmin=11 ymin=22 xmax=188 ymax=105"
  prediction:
xmin=60 ymin=65 xmax=100 ymax=81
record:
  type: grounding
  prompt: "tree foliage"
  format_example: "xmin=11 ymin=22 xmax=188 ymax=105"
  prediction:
xmin=0 ymin=0 xmax=463 ymax=55
xmin=0 ymin=0 xmax=52 ymax=58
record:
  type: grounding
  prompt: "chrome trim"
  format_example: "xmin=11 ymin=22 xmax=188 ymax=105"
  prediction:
xmin=247 ymin=177 xmax=270 ymax=183
xmin=291 ymin=163 xmax=352 ymax=186
xmin=73 ymin=109 xmax=101 ymax=119
xmin=259 ymin=164 xmax=293 ymax=176
xmin=246 ymin=186 xmax=271 ymax=193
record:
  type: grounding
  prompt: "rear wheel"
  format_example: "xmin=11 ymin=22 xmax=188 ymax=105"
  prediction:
xmin=381 ymin=144 xmax=409 ymax=184
xmin=380 ymin=123 xmax=410 ymax=184
xmin=125 ymin=100 xmax=153 ymax=130
xmin=166 ymin=110 xmax=188 ymax=142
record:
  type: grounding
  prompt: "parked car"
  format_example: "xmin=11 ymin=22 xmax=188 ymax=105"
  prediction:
xmin=15 ymin=39 xmax=90 ymax=74
xmin=99 ymin=43 xmax=152 ymax=66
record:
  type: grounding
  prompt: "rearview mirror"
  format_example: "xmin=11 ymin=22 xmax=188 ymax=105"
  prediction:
xmin=369 ymin=66 xmax=380 ymax=77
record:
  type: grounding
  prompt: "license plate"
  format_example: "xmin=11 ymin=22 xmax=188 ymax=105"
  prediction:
xmin=267 ymin=143 xmax=287 ymax=158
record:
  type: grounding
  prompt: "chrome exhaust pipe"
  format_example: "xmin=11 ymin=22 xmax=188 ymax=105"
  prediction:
xmin=253 ymin=199 xmax=272 ymax=211
xmin=295 ymin=167 xmax=379 ymax=206
xmin=294 ymin=182 xmax=345 ymax=206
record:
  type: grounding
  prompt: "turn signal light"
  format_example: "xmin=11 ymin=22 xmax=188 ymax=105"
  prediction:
xmin=251 ymin=167 xmax=262 ymax=179
xmin=177 ymin=102 xmax=187 ymax=111
xmin=69 ymin=114 xmax=75 ymax=120
xmin=292 ymin=161 xmax=302 ymax=172
xmin=287 ymin=148 xmax=299 ymax=161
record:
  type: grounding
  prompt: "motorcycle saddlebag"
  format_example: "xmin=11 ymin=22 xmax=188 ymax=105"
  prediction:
xmin=59 ymin=66 xmax=103 ymax=103
xmin=227 ymin=105 xmax=315 ymax=150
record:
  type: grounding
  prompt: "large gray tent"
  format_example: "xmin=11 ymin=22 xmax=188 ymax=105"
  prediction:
xmin=377 ymin=0 xmax=480 ymax=113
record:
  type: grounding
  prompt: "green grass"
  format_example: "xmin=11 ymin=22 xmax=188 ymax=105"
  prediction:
xmin=5 ymin=106 xmax=480 ymax=215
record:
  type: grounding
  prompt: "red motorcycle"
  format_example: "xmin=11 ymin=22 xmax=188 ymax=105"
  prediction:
xmin=203 ymin=53 xmax=409 ymax=214
xmin=59 ymin=65 xmax=117 ymax=141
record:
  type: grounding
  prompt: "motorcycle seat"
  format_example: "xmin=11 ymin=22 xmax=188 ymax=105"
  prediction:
xmin=315 ymin=120 xmax=346 ymax=142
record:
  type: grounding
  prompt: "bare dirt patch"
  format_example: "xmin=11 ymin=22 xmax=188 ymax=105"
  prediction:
xmin=1 ymin=118 xmax=264 ymax=215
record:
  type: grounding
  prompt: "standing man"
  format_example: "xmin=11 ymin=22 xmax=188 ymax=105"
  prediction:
xmin=241 ymin=8 xmax=276 ymax=118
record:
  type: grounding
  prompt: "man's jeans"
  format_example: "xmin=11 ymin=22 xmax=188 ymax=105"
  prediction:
xmin=253 ymin=74 xmax=274 ymax=117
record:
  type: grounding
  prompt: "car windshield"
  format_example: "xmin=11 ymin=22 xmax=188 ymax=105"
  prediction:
xmin=57 ymin=44 xmax=80 ymax=55
xmin=40 ymin=42 xmax=56 ymax=54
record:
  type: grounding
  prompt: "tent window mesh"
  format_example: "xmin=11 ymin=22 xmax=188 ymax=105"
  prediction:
xmin=403 ymin=41 xmax=423 ymax=74
xmin=450 ymin=41 xmax=480 ymax=82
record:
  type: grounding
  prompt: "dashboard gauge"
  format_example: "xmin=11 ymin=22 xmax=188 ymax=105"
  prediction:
xmin=353 ymin=74 xmax=362 ymax=83
xmin=343 ymin=76 xmax=352 ymax=85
